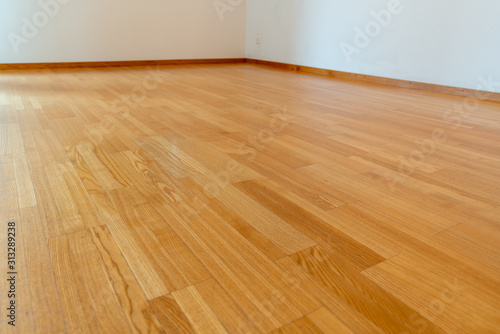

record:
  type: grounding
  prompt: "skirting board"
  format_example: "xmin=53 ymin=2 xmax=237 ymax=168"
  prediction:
xmin=1 ymin=57 xmax=498 ymax=102
xmin=246 ymin=59 xmax=500 ymax=103
xmin=0 ymin=58 xmax=246 ymax=70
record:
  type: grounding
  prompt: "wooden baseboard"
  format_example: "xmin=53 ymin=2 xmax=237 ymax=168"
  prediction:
xmin=245 ymin=59 xmax=500 ymax=103
xmin=0 ymin=58 xmax=246 ymax=70
xmin=1 ymin=57 xmax=498 ymax=102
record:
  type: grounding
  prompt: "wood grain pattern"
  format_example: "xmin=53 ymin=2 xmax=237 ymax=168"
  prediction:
xmin=194 ymin=278 xmax=260 ymax=334
xmin=4 ymin=58 xmax=498 ymax=102
xmin=0 ymin=58 xmax=246 ymax=70
xmin=150 ymin=295 xmax=196 ymax=334
xmin=1 ymin=63 xmax=499 ymax=333
xmin=20 ymin=207 xmax=66 ymax=334
xmin=172 ymin=286 xmax=229 ymax=334
xmin=246 ymin=59 xmax=500 ymax=102
xmin=270 ymin=317 xmax=323 ymax=334
xmin=1 ymin=211 xmax=34 ymax=334
xmin=307 ymin=308 xmax=354 ymax=334
xmin=89 ymin=225 xmax=164 ymax=334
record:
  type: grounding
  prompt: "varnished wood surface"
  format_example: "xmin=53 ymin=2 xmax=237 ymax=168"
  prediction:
xmin=3 ymin=58 xmax=499 ymax=103
xmin=1 ymin=63 xmax=499 ymax=333
xmin=0 ymin=58 xmax=246 ymax=70
xmin=245 ymin=59 xmax=500 ymax=103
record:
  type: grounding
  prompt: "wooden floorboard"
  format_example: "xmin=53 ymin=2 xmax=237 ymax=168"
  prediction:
xmin=0 ymin=63 xmax=499 ymax=333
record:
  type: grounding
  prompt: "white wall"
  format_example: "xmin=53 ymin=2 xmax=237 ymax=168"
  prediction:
xmin=246 ymin=0 xmax=500 ymax=93
xmin=0 ymin=0 xmax=246 ymax=63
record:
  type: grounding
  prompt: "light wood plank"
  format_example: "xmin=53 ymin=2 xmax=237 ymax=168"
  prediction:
xmin=20 ymin=207 xmax=66 ymax=333
xmin=307 ymin=308 xmax=355 ymax=334
xmin=2 ymin=63 xmax=499 ymax=333
xmin=172 ymin=286 xmax=229 ymax=334
xmin=89 ymin=226 xmax=163 ymax=333
xmin=150 ymin=295 xmax=196 ymax=334
xmin=195 ymin=278 xmax=260 ymax=334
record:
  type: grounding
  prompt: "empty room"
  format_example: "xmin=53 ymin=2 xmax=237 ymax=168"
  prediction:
xmin=1 ymin=0 xmax=499 ymax=333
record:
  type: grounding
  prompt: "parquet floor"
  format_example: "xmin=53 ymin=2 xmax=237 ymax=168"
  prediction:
xmin=1 ymin=63 xmax=499 ymax=333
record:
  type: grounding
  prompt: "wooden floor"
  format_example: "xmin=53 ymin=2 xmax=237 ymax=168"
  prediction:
xmin=1 ymin=63 xmax=500 ymax=334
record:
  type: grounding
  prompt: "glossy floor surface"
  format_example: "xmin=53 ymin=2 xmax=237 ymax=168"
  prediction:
xmin=1 ymin=64 xmax=500 ymax=333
